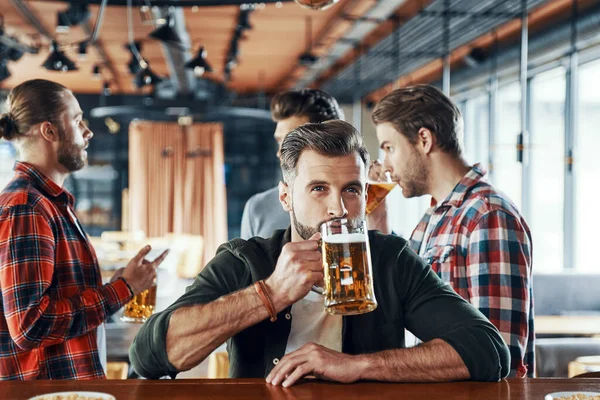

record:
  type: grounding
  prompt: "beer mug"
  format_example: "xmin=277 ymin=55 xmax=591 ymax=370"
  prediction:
xmin=319 ymin=218 xmax=377 ymax=315
xmin=366 ymin=160 xmax=396 ymax=215
xmin=121 ymin=280 xmax=157 ymax=323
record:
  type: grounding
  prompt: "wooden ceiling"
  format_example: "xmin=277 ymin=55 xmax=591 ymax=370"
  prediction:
xmin=0 ymin=0 xmax=371 ymax=95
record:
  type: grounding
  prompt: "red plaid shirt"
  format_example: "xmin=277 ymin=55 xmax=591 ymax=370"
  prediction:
xmin=0 ymin=162 xmax=133 ymax=380
xmin=409 ymin=164 xmax=534 ymax=378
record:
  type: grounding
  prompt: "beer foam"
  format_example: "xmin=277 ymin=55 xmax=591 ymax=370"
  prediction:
xmin=323 ymin=233 xmax=367 ymax=244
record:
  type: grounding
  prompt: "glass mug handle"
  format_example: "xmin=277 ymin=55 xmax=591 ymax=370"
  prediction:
xmin=311 ymin=238 xmax=325 ymax=295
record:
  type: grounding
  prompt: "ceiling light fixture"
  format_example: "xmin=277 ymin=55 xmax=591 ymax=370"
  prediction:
xmin=78 ymin=41 xmax=88 ymax=60
xmin=42 ymin=40 xmax=78 ymax=72
xmin=134 ymin=65 xmax=162 ymax=89
xmin=148 ymin=10 xmax=184 ymax=50
xmin=125 ymin=41 xmax=147 ymax=75
xmin=298 ymin=16 xmax=318 ymax=66
xmin=56 ymin=2 xmax=91 ymax=33
xmin=92 ymin=64 xmax=102 ymax=80
xmin=0 ymin=59 xmax=10 ymax=82
xmin=185 ymin=46 xmax=213 ymax=77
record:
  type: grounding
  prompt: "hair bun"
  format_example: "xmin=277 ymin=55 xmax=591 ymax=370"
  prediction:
xmin=0 ymin=113 xmax=16 ymax=141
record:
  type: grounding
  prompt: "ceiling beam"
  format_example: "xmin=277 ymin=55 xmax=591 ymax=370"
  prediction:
xmin=154 ymin=7 xmax=195 ymax=95
xmin=10 ymin=0 xmax=54 ymax=40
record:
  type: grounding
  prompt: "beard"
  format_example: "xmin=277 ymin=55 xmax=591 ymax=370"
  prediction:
xmin=57 ymin=132 xmax=87 ymax=172
xmin=397 ymin=152 xmax=429 ymax=199
xmin=291 ymin=207 xmax=322 ymax=241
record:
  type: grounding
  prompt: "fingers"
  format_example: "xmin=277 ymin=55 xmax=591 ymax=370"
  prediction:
xmin=287 ymin=239 xmax=320 ymax=252
xmin=268 ymin=356 xmax=313 ymax=387
xmin=308 ymin=232 xmax=322 ymax=241
xmin=267 ymin=354 xmax=302 ymax=386
xmin=282 ymin=362 xmax=312 ymax=388
xmin=133 ymin=245 xmax=152 ymax=263
xmin=151 ymin=249 xmax=170 ymax=267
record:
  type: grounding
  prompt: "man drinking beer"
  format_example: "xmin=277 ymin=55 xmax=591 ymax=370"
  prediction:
xmin=131 ymin=120 xmax=510 ymax=385
xmin=372 ymin=85 xmax=533 ymax=377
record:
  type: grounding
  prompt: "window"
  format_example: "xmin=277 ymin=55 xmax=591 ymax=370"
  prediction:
xmin=493 ymin=81 xmax=522 ymax=210
xmin=575 ymin=58 xmax=600 ymax=272
xmin=0 ymin=140 xmax=17 ymax=190
xmin=529 ymin=67 xmax=566 ymax=273
xmin=463 ymin=93 xmax=489 ymax=169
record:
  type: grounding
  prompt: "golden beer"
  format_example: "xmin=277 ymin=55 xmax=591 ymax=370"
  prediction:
xmin=121 ymin=284 xmax=157 ymax=323
xmin=321 ymin=219 xmax=377 ymax=316
xmin=366 ymin=182 xmax=396 ymax=215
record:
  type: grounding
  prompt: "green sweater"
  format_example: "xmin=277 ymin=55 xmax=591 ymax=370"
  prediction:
xmin=130 ymin=229 xmax=510 ymax=381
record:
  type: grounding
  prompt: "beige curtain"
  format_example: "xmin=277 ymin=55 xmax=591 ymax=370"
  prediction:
xmin=128 ymin=121 xmax=227 ymax=266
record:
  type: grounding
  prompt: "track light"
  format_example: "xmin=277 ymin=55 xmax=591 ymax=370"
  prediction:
xmin=149 ymin=12 xmax=184 ymax=49
xmin=92 ymin=64 xmax=102 ymax=80
xmin=56 ymin=2 xmax=91 ymax=33
xmin=464 ymin=47 xmax=488 ymax=68
xmin=236 ymin=9 xmax=253 ymax=32
xmin=185 ymin=46 xmax=213 ymax=77
xmin=102 ymin=81 xmax=111 ymax=96
xmin=125 ymin=42 xmax=147 ymax=75
xmin=7 ymin=45 xmax=24 ymax=62
xmin=0 ymin=60 xmax=10 ymax=82
xmin=134 ymin=65 xmax=162 ymax=89
xmin=42 ymin=41 xmax=78 ymax=72
xmin=78 ymin=41 xmax=88 ymax=60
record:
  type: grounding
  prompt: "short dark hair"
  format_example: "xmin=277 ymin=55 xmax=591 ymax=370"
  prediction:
xmin=372 ymin=84 xmax=463 ymax=157
xmin=271 ymin=89 xmax=344 ymax=123
xmin=280 ymin=120 xmax=369 ymax=183
xmin=0 ymin=79 xmax=70 ymax=142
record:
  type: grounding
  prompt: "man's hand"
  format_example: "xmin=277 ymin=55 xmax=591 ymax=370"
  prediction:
xmin=264 ymin=233 xmax=322 ymax=312
xmin=121 ymin=245 xmax=170 ymax=295
xmin=109 ymin=267 xmax=125 ymax=283
xmin=266 ymin=343 xmax=367 ymax=387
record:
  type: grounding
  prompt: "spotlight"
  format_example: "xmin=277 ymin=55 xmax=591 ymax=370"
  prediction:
xmin=0 ymin=60 xmax=10 ymax=82
xmin=78 ymin=41 xmax=88 ymax=60
xmin=149 ymin=12 xmax=184 ymax=49
xmin=125 ymin=42 xmax=146 ymax=75
xmin=102 ymin=81 xmax=111 ymax=96
xmin=185 ymin=46 xmax=213 ymax=77
xmin=464 ymin=47 xmax=488 ymax=68
xmin=134 ymin=65 xmax=162 ymax=89
xmin=56 ymin=2 xmax=91 ymax=33
xmin=298 ymin=52 xmax=318 ymax=66
xmin=236 ymin=9 xmax=253 ymax=32
xmin=92 ymin=64 xmax=102 ymax=80
xmin=42 ymin=41 xmax=78 ymax=72
xmin=7 ymin=47 xmax=24 ymax=62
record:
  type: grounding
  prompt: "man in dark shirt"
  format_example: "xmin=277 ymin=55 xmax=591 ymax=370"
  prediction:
xmin=130 ymin=120 xmax=510 ymax=386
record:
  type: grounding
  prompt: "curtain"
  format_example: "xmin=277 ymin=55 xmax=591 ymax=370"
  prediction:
xmin=128 ymin=121 xmax=227 ymax=266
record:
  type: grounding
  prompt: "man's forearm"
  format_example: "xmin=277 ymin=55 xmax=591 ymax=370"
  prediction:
xmin=358 ymin=339 xmax=471 ymax=382
xmin=366 ymin=201 xmax=391 ymax=234
xmin=166 ymin=284 xmax=272 ymax=371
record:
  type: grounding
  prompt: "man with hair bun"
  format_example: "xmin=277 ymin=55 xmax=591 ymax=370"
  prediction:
xmin=0 ymin=79 xmax=168 ymax=380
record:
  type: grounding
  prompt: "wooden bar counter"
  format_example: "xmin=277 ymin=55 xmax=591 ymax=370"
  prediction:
xmin=4 ymin=378 xmax=600 ymax=400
